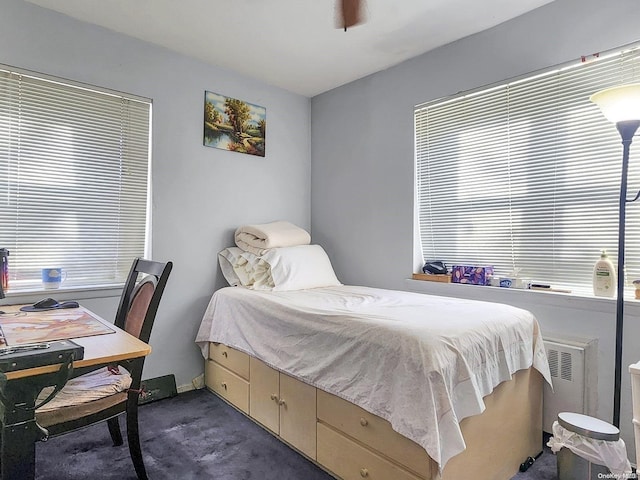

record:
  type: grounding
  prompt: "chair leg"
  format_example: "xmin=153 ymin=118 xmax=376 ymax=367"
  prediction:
xmin=126 ymin=401 xmax=148 ymax=480
xmin=107 ymin=417 xmax=123 ymax=446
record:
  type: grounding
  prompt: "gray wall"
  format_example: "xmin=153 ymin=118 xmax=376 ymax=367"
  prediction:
xmin=1 ymin=0 xmax=311 ymax=392
xmin=311 ymin=0 xmax=640 ymax=461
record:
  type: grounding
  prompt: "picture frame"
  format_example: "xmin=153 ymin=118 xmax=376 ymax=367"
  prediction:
xmin=204 ymin=91 xmax=266 ymax=157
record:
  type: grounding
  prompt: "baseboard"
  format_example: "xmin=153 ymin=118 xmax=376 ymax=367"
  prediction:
xmin=175 ymin=372 xmax=206 ymax=394
xmin=177 ymin=383 xmax=196 ymax=393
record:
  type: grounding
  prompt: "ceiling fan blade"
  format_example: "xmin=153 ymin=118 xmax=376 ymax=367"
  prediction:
xmin=338 ymin=0 xmax=363 ymax=30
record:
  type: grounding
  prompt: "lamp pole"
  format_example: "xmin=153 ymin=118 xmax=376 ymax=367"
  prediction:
xmin=612 ymin=120 xmax=640 ymax=427
xmin=591 ymin=84 xmax=640 ymax=428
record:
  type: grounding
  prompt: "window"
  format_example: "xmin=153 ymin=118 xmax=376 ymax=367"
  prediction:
xmin=0 ymin=66 xmax=151 ymax=293
xmin=415 ymin=44 xmax=640 ymax=295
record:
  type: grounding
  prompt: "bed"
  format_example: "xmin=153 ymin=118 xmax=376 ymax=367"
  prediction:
xmin=197 ymin=223 xmax=551 ymax=478
xmin=196 ymin=284 xmax=552 ymax=480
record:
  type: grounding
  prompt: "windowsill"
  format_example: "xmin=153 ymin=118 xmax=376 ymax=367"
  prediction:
xmin=404 ymin=278 xmax=640 ymax=316
xmin=0 ymin=284 xmax=123 ymax=306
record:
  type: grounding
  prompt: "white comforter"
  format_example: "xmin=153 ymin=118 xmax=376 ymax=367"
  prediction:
xmin=195 ymin=285 xmax=552 ymax=471
xmin=234 ymin=221 xmax=311 ymax=255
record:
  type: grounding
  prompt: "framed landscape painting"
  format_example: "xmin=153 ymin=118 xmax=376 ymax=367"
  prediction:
xmin=203 ymin=91 xmax=266 ymax=157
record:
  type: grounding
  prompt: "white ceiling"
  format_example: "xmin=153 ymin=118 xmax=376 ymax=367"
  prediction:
xmin=24 ymin=0 xmax=555 ymax=97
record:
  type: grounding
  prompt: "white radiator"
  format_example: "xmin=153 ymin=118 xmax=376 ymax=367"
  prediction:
xmin=543 ymin=337 xmax=597 ymax=433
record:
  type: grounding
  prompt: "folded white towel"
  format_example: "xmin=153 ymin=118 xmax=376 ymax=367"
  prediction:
xmin=235 ymin=221 xmax=311 ymax=255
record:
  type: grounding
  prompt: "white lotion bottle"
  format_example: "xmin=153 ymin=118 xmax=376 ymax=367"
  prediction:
xmin=593 ymin=250 xmax=616 ymax=297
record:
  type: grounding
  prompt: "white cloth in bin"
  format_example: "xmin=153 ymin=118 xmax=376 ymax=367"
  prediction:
xmin=547 ymin=420 xmax=632 ymax=476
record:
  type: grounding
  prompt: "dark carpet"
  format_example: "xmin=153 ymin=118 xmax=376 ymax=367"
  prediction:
xmin=512 ymin=433 xmax=557 ymax=480
xmin=35 ymin=388 xmax=558 ymax=479
xmin=36 ymin=389 xmax=333 ymax=480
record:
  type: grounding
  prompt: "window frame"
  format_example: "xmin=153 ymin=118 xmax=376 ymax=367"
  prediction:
xmin=0 ymin=64 xmax=152 ymax=295
xmin=414 ymin=42 xmax=640 ymax=295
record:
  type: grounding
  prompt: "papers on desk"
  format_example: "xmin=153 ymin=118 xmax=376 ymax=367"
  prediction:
xmin=0 ymin=309 xmax=114 ymax=346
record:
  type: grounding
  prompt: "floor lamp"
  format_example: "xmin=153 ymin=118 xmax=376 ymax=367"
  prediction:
xmin=590 ymin=84 xmax=640 ymax=428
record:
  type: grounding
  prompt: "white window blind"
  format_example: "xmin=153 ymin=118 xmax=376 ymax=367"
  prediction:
xmin=415 ymin=45 xmax=640 ymax=294
xmin=0 ymin=66 xmax=151 ymax=292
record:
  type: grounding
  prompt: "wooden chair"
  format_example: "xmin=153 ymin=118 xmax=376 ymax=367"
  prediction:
xmin=35 ymin=258 xmax=173 ymax=480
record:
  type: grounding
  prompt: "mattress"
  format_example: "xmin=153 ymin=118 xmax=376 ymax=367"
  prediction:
xmin=196 ymin=285 xmax=552 ymax=471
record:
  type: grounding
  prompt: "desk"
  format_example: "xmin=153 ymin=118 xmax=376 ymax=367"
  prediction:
xmin=0 ymin=304 xmax=151 ymax=480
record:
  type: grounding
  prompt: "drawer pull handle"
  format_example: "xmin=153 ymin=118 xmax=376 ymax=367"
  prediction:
xmin=221 ymin=382 xmax=227 ymax=390
xmin=359 ymin=417 xmax=368 ymax=427
xmin=360 ymin=468 xmax=369 ymax=477
xmin=270 ymin=394 xmax=279 ymax=402
xmin=222 ymin=351 xmax=228 ymax=358
xmin=278 ymin=399 xmax=287 ymax=407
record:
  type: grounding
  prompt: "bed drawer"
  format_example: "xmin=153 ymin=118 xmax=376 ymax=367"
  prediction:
xmin=317 ymin=423 xmax=423 ymax=480
xmin=209 ymin=343 xmax=250 ymax=380
xmin=317 ymin=389 xmax=430 ymax=478
xmin=205 ymin=359 xmax=249 ymax=414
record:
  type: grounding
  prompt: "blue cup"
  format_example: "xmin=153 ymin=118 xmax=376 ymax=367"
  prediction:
xmin=42 ymin=268 xmax=66 ymax=290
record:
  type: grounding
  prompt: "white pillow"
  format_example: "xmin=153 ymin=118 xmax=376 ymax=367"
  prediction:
xmin=218 ymin=247 xmax=244 ymax=286
xmin=218 ymin=247 xmax=274 ymax=288
xmin=261 ymin=244 xmax=341 ymax=291
xmin=245 ymin=256 xmax=275 ymax=290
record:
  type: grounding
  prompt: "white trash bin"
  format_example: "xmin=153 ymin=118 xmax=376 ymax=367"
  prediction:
xmin=548 ymin=412 xmax=632 ymax=479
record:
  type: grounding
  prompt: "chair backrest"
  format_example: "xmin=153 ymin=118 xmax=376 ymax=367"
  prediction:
xmin=114 ymin=258 xmax=173 ymax=343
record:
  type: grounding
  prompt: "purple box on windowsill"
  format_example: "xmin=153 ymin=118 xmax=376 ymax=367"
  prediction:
xmin=451 ymin=265 xmax=494 ymax=286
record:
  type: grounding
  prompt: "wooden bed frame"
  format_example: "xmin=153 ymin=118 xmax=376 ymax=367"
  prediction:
xmin=204 ymin=342 xmax=543 ymax=480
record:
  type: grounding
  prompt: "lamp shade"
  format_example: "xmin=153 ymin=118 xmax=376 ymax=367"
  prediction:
xmin=590 ymin=84 xmax=640 ymax=123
